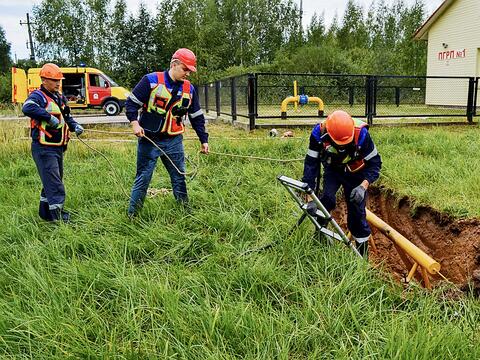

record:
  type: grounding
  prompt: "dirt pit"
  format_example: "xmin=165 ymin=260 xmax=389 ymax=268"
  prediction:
xmin=331 ymin=187 xmax=480 ymax=291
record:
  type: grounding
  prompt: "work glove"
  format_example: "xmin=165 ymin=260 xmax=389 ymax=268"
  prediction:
xmin=74 ymin=124 xmax=84 ymax=136
xmin=48 ymin=115 xmax=60 ymax=127
xmin=350 ymin=185 xmax=366 ymax=205
xmin=306 ymin=200 xmax=318 ymax=216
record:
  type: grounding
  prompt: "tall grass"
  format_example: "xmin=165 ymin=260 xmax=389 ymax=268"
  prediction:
xmin=0 ymin=121 xmax=479 ymax=358
xmin=373 ymin=125 xmax=480 ymax=217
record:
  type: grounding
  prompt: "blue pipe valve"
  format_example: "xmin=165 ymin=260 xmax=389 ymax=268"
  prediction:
xmin=298 ymin=94 xmax=308 ymax=105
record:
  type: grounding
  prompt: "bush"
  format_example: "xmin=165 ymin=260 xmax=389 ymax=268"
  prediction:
xmin=0 ymin=71 xmax=11 ymax=103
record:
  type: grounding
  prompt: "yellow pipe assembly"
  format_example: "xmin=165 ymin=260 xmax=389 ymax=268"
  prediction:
xmin=281 ymin=95 xmax=324 ymax=119
xmin=365 ymin=208 xmax=440 ymax=275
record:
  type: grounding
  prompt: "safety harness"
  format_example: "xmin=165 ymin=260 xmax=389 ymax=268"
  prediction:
xmin=30 ymin=89 xmax=69 ymax=146
xmin=144 ymin=72 xmax=192 ymax=135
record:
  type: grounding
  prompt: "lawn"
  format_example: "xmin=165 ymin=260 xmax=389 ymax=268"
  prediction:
xmin=0 ymin=120 xmax=479 ymax=358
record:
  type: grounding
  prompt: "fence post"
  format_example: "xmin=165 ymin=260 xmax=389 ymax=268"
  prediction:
xmin=474 ymin=78 xmax=479 ymax=117
xmin=365 ymin=76 xmax=373 ymax=125
xmin=365 ymin=76 xmax=369 ymax=119
xmin=254 ymin=74 xmax=258 ymax=119
xmin=215 ymin=81 xmax=221 ymax=117
xmin=467 ymin=77 xmax=475 ymax=123
xmin=247 ymin=73 xmax=256 ymax=131
xmin=231 ymin=77 xmax=237 ymax=123
xmin=372 ymin=77 xmax=378 ymax=120
xmin=204 ymin=84 xmax=209 ymax=113
xmin=395 ymin=87 xmax=400 ymax=107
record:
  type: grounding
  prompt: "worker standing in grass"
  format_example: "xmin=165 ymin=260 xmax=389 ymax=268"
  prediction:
xmin=23 ymin=63 xmax=84 ymax=222
xmin=302 ymin=110 xmax=381 ymax=256
xmin=126 ymin=48 xmax=209 ymax=217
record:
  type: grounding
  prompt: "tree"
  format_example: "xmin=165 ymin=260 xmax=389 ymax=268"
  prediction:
xmin=27 ymin=0 xmax=429 ymax=84
xmin=33 ymin=0 xmax=91 ymax=64
xmin=0 ymin=26 xmax=12 ymax=73
xmin=397 ymin=0 xmax=427 ymax=75
xmin=196 ymin=0 xmax=229 ymax=79
xmin=111 ymin=3 xmax=156 ymax=86
xmin=85 ymin=0 xmax=113 ymax=69
xmin=306 ymin=12 xmax=326 ymax=46
xmin=337 ymin=0 xmax=369 ymax=50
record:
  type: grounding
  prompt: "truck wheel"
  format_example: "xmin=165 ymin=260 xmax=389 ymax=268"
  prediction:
xmin=103 ymin=100 xmax=120 ymax=116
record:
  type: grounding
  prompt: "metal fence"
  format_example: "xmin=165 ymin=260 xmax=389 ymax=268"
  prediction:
xmin=198 ymin=72 xmax=479 ymax=130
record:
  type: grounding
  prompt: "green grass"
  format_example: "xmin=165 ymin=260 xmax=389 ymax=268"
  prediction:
xmin=373 ymin=125 xmax=480 ymax=217
xmin=0 ymin=121 xmax=480 ymax=358
xmin=0 ymin=103 xmax=22 ymax=117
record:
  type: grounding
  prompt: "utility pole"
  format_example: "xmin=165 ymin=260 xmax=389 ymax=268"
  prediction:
xmin=299 ymin=0 xmax=303 ymax=42
xmin=20 ymin=13 xmax=35 ymax=61
xmin=300 ymin=0 xmax=303 ymax=26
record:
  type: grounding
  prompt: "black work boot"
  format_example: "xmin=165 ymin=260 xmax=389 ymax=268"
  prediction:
xmin=39 ymin=201 xmax=53 ymax=221
xmin=61 ymin=210 xmax=71 ymax=223
xmin=356 ymin=241 xmax=369 ymax=257
xmin=316 ymin=215 xmax=330 ymax=228
xmin=50 ymin=208 xmax=70 ymax=223
xmin=50 ymin=208 xmax=62 ymax=221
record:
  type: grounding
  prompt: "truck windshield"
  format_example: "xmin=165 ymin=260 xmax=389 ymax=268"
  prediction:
xmin=102 ymin=74 xmax=118 ymax=87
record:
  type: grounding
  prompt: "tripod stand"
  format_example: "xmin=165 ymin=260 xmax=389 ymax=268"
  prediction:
xmin=277 ymin=175 xmax=362 ymax=258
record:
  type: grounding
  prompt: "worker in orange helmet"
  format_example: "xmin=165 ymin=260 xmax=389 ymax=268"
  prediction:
xmin=22 ymin=63 xmax=84 ymax=223
xmin=125 ymin=48 xmax=209 ymax=217
xmin=302 ymin=110 xmax=382 ymax=256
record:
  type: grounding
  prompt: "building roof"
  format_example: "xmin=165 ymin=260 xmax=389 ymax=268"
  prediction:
xmin=414 ymin=0 xmax=456 ymax=40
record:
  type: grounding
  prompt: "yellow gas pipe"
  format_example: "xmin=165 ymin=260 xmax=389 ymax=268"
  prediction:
xmin=365 ymin=208 xmax=440 ymax=275
xmin=281 ymin=96 xmax=324 ymax=119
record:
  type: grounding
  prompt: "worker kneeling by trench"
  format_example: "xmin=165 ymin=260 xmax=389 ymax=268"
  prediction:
xmin=332 ymin=187 xmax=480 ymax=293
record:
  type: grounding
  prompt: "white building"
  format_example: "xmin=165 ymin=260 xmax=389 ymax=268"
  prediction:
xmin=414 ymin=0 xmax=479 ymax=107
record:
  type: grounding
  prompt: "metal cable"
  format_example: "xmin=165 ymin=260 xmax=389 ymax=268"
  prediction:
xmin=142 ymin=134 xmax=199 ymax=178
xmin=83 ymin=128 xmax=307 ymax=141
xmin=77 ymin=132 xmax=198 ymax=183
xmin=208 ymin=150 xmax=303 ymax=163
xmin=82 ymin=129 xmax=301 ymax=167
xmin=76 ymin=137 xmax=131 ymax=200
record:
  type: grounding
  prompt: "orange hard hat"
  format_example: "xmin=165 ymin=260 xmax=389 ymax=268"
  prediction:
xmin=39 ymin=63 xmax=64 ymax=80
xmin=172 ymin=48 xmax=197 ymax=72
xmin=325 ymin=110 xmax=355 ymax=145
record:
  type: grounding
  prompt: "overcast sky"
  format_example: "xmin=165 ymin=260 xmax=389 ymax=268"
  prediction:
xmin=0 ymin=0 xmax=443 ymax=61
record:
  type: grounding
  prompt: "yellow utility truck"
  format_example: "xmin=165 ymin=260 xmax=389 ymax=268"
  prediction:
xmin=12 ymin=66 xmax=130 ymax=116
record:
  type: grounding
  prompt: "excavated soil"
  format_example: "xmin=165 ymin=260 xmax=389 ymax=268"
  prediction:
xmin=331 ymin=187 xmax=480 ymax=290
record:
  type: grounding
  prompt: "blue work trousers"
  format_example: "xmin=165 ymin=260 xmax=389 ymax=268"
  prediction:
xmin=31 ymin=143 xmax=66 ymax=212
xmin=319 ymin=168 xmax=371 ymax=242
xmin=128 ymin=135 xmax=187 ymax=214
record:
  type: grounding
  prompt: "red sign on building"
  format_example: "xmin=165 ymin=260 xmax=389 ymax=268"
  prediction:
xmin=438 ymin=49 xmax=466 ymax=60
